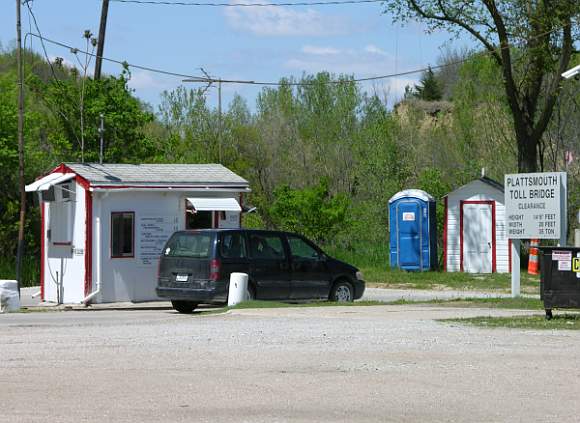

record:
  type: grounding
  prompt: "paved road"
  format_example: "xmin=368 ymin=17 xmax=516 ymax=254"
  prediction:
xmin=1 ymin=305 xmax=578 ymax=422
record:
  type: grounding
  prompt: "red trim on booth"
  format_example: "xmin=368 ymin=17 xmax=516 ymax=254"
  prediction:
xmin=40 ymin=203 xmax=45 ymax=301
xmin=213 ymin=211 xmax=219 ymax=229
xmin=85 ymin=190 xmax=93 ymax=296
xmin=46 ymin=163 xmax=90 ymax=190
xmin=460 ymin=200 xmax=497 ymax=273
xmin=91 ymin=184 xmax=247 ymax=190
xmin=443 ymin=196 xmax=448 ymax=272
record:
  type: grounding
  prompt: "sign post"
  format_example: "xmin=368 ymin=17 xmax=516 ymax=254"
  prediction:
xmin=505 ymin=172 xmax=567 ymax=297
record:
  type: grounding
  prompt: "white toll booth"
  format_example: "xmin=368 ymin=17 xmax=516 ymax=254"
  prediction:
xmin=26 ymin=163 xmax=250 ymax=304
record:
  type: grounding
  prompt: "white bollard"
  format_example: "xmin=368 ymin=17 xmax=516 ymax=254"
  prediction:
xmin=0 ymin=280 xmax=21 ymax=313
xmin=228 ymin=273 xmax=248 ymax=307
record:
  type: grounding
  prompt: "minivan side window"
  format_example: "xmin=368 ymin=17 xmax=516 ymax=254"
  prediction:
xmin=288 ymin=236 xmax=319 ymax=259
xmin=220 ymin=233 xmax=247 ymax=259
xmin=249 ymin=234 xmax=286 ymax=260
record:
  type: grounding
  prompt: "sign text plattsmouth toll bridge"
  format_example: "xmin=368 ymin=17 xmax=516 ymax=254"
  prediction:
xmin=504 ymin=172 xmax=567 ymax=239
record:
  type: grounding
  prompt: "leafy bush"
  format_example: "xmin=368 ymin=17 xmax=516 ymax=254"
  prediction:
xmin=268 ymin=179 xmax=350 ymax=244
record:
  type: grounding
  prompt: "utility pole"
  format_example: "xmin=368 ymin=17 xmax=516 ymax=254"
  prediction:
xmin=15 ymin=0 xmax=26 ymax=296
xmin=218 ymin=79 xmax=222 ymax=163
xmin=94 ymin=0 xmax=110 ymax=80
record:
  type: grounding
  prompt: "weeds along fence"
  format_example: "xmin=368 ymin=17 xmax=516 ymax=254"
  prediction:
xmin=0 ymin=256 xmax=40 ymax=287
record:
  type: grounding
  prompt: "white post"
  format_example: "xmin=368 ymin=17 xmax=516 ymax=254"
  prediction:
xmin=559 ymin=173 xmax=568 ymax=247
xmin=228 ymin=273 xmax=248 ymax=306
xmin=511 ymin=239 xmax=520 ymax=297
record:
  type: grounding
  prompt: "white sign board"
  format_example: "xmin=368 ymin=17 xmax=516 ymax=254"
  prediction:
xmin=504 ymin=172 xmax=567 ymax=239
xmin=138 ymin=215 xmax=179 ymax=265
xmin=218 ymin=211 xmax=241 ymax=229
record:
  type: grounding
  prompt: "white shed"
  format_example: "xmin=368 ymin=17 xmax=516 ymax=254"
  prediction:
xmin=26 ymin=163 xmax=250 ymax=304
xmin=443 ymin=176 xmax=510 ymax=273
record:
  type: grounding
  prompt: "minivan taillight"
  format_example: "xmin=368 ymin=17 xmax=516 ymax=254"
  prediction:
xmin=210 ymin=259 xmax=221 ymax=281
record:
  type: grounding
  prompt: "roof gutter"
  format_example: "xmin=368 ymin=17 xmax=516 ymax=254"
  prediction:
xmin=89 ymin=186 xmax=251 ymax=193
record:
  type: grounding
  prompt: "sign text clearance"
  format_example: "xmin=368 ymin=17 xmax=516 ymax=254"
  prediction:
xmin=504 ymin=172 xmax=566 ymax=239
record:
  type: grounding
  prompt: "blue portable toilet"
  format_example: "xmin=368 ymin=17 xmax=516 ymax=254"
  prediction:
xmin=389 ymin=189 xmax=437 ymax=271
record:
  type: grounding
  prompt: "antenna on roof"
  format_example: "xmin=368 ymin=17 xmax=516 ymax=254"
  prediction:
xmin=481 ymin=167 xmax=486 ymax=178
xmin=98 ymin=114 xmax=104 ymax=164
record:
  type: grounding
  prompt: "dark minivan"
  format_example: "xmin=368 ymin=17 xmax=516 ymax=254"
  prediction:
xmin=157 ymin=229 xmax=365 ymax=313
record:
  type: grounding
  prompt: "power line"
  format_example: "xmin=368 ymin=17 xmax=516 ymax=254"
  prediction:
xmin=27 ymin=33 xmax=207 ymax=81
xmin=29 ymin=32 xmax=455 ymax=86
xmin=28 ymin=20 xmax=571 ymax=89
xmin=110 ymin=0 xmax=383 ymax=7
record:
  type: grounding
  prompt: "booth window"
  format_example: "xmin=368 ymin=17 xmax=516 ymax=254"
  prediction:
xmin=111 ymin=212 xmax=134 ymax=258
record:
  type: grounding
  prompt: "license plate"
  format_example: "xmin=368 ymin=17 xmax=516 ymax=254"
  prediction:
xmin=175 ymin=274 xmax=189 ymax=282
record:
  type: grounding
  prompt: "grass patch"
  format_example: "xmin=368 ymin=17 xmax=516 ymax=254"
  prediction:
xmin=443 ymin=314 xmax=580 ymax=330
xmin=324 ymin=243 xmax=539 ymax=293
xmin=360 ymin=267 xmax=539 ymax=293
xmin=387 ymin=297 xmax=543 ymax=310
xmin=0 ymin=256 xmax=39 ymax=288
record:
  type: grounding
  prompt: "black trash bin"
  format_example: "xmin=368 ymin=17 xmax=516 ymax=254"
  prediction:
xmin=539 ymin=246 xmax=580 ymax=319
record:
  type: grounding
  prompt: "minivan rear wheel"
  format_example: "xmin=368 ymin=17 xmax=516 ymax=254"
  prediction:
xmin=330 ymin=281 xmax=354 ymax=303
xmin=171 ymin=300 xmax=198 ymax=314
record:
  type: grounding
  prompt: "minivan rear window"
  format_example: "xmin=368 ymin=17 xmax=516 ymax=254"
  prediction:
xmin=164 ymin=233 xmax=212 ymax=258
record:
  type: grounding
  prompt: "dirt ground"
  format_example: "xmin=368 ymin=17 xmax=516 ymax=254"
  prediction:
xmin=1 ymin=304 xmax=578 ymax=422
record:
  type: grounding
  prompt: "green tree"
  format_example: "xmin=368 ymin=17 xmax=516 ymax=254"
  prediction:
xmin=383 ymin=0 xmax=579 ymax=172
xmin=268 ymin=179 xmax=350 ymax=244
xmin=414 ymin=67 xmax=443 ymax=101
xmin=33 ymin=70 xmax=155 ymax=163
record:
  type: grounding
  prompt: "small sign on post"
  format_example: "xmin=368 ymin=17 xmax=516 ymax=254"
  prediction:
xmin=505 ymin=172 xmax=567 ymax=297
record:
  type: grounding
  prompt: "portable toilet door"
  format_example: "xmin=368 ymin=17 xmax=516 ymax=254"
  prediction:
xmin=389 ymin=190 xmax=437 ymax=271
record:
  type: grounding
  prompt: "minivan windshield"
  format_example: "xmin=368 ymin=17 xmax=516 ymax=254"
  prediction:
xmin=164 ymin=233 xmax=212 ymax=258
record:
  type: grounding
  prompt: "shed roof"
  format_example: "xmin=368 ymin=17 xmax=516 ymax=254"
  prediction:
xmin=64 ymin=163 xmax=249 ymax=187
xmin=444 ymin=176 xmax=504 ymax=197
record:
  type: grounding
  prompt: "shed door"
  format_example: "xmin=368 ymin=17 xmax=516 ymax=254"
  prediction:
xmin=463 ymin=203 xmax=493 ymax=273
xmin=397 ymin=201 xmax=422 ymax=268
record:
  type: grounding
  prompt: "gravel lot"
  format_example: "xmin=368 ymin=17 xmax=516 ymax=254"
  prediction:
xmin=1 ymin=305 xmax=579 ymax=422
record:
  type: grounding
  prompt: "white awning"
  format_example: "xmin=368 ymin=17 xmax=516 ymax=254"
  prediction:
xmin=186 ymin=197 xmax=241 ymax=212
xmin=25 ymin=173 xmax=75 ymax=192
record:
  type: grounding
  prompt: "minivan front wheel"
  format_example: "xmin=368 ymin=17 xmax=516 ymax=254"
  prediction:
xmin=330 ymin=281 xmax=354 ymax=302
xmin=171 ymin=300 xmax=198 ymax=314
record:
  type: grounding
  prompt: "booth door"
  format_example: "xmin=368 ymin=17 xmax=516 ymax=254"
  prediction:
xmin=463 ymin=203 xmax=493 ymax=273
xmin=396 ymin=201 xmax=422 ymax=268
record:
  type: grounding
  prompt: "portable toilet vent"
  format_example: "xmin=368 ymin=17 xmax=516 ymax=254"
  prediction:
xmin=389 ymin=189 xmax=437 ymax=271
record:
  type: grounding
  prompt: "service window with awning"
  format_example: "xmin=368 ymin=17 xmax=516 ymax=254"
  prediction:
xmin=185 ymin=197 xmax=241 ymax=229
xmin=26 ymin=174 xmax=77 ymax=247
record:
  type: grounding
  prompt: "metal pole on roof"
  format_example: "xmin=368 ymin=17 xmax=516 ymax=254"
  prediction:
xmin=218 ymin=79 xmax=222 ymax=163
xmin=15 ymin=0 xmax=26 ymax=297
xmin=99 ymin=114 xmax=104 ymax=164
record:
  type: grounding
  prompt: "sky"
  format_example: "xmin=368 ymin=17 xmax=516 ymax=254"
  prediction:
xmin=1 ymin=0 xmax=473 ymax=113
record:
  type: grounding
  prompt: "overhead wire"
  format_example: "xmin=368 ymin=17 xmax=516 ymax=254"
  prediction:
xmin=27 ymin=33 xmax=208 ymax=82
xmin=109 ymin=0 xmax=383 ymax=7
xmin=28 ymin=32 xmax=474 ymax=87
xmin=27 ymin=20 xmax=572 ymax=88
